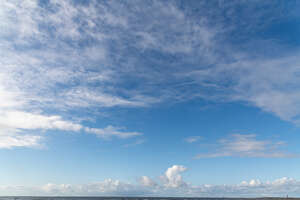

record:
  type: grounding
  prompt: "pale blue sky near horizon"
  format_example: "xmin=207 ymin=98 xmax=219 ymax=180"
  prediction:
xmin=0 ymin=0 xmax=300 ymax=197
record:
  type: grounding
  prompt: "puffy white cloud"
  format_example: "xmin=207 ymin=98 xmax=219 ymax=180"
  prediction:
xmin=195 ymin=134 xmax=296 ymax=159
xmin=162 ymin=165 xmax=187 ymax=188
xmin=39 ymin=179 xmax=152 ymax=196
xmin=248 ymin=179 xmax=261 ymax=187
xmin=139 ymin=176 xmax=157 ymax=187
xmin=272 ymin=177 xmax=295 ymax=186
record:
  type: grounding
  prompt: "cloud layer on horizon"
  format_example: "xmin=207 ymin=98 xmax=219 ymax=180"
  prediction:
xmin=1 ymin=165 xmax=299 ymax=197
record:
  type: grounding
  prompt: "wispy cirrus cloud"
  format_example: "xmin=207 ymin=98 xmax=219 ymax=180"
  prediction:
xmin=0 ymin=0 xmax=216 ymax=148
xmin=1 ymin=0 xmax=300 ymax=149
xmin=123 ymin=139 xmax=146 ymax=148
xmin=195 ymin=134 xmax=297 ymax=159
xmin=85 ymin=126 xmax=142 ymax=139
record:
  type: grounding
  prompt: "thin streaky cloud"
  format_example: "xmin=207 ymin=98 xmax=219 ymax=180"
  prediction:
xmin=195 ymin=134 xmax=298 ymax=159
xmin=184 ymin=136 xmax=202 ymax=143
xmin=123 ymin=139 xmax=146 ymax=148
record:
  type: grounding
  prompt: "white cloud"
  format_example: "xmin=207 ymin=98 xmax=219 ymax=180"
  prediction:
xmin=0 ymin=86 xmax=22 ymax=109
xmin=85 ymin=126 xmax=142 ymax=139
xmin=162 ymin=165 xmax=187 ymax=188
xmin=0 ymin=132 xmax=42 ymax=149
xmin=123 ymin=139 xmax=146 ymax=148
xmin=0 ymin=109 xmax=80 ymax=149
xmin=184 ymin=136 xmax=202 ymax=143
xmin=0 ymin=110 xmax=82 ymax=131
xmin=189 ymin=177 xmax=300 ymax=197
xmin=0 ymin=84 xmax=141 ymax=148
xmin=0 ymin=114 xmax=142 ymax=148
xmin=195 ymin=134 xmax=296 ymax=159
xmin=139 ymin=176 xmax=157 ymax=187
xmin=229 ymin=55 xmax=300 ymax=124
xmin=64 ymin=88 xmax=150 ymax=108
xmin=40 ymin=179 xmax=149 ymax=196
xmin=181 ymin=51 xmax=300 ymax=125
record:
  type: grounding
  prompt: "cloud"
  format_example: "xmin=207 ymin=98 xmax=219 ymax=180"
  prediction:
xmin=0 ymin=109 xmax=144 ymax=148
xmin=195 ymin=134 xmax=297 ymax=159
xmin=0 ymin=0 xmax=216 ymax=113
xmin=0 ymin=109 xmax=81 ymax=149
xmin=123 ymin=139 xmax=146 ymax=148
xmin=41 ymin=179 xmax=144 ymax=196
xmin=1 ymin=0 xmax=300 ymax=149
xmin=85 ymin=126 xmax=142 ymax=139
xmin=228 ymin=55 xmax=300 ymax=124
xmin=0 ymin=114 xmax=142 ymax=149
xmin=2 ymin=165 xmax=300 ymax=197
xmin=139 ymin=176 xmax=157 ymax=187
xmin=0 ymin=110 xmax=82 ymax=131
xmin=0 ymin=92 xmax=141 ymax=149
xmin=64 ymin=87 xmax=155 ymax=108
xmin=184 ymin=136 xmax=202 ymax=143
xmin=161 ymin=165 xmax=187 ymax=188
xmin=0 ymin=132 xmax=42 ymax=149
xmin=189 ymin=177 xmax=300 ymax=197
xmin=180 ymin=52 xmax=300 ymax=125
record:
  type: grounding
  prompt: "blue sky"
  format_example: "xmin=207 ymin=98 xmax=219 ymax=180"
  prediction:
xmin=1 ymin=0 xmax=300 ymax=197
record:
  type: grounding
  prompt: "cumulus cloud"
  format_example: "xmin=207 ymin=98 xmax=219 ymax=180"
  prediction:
xmin=195 ymin=134 xmax=297 ymax=159
xmin=41 ymin=179 xmax=145 ymax=196
xmin=139 ymin=176 xmax=157 ymax=187
xmin=161 ymin=165 xmax=187 ymax=188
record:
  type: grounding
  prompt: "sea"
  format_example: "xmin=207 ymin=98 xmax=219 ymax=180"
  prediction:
xmin=0 ymin=198 xmax=296 ymax=200
xmin=0 ymin=198 xmax=234 ymax=200
xmin=0 ymin=198 xmax=241 ymax=200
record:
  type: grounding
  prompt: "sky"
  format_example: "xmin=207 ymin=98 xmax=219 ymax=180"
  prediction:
xmin=1 ymin=0 xmax=300 ymax=197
